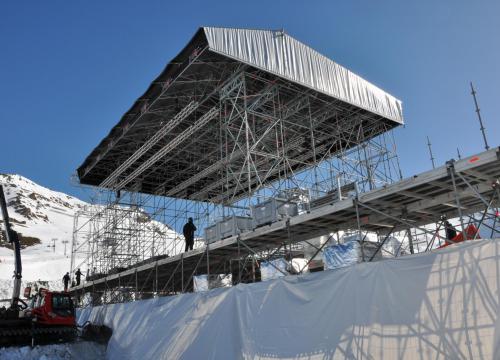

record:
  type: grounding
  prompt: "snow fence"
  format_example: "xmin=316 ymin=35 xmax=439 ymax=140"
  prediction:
xmin=78 ymin=239 xmax=500 ymax=359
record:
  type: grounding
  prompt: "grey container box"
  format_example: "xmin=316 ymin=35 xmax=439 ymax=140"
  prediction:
xmin=218 ymin=215 xmax=253 ymax=239
xmin=251 ymin=198 xmax=298 ymax=227
xmin=204 ymin=224 xmax=219 ymax=244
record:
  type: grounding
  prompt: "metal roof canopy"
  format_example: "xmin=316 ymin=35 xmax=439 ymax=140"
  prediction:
xmin=77 ymin=27 xmax=403 ymax=201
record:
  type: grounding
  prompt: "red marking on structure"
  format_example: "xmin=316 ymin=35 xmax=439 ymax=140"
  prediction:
xmin=469 ymin=156 xmax=480 ymax=163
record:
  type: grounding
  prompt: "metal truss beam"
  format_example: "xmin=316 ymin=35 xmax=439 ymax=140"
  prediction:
xmin=82 ymin=46 xmax=209 ymax=178
xmin=100 ymin=101 xmax=199 ymax=188
xmin=114 ymin=107 xmax=219 ymax=191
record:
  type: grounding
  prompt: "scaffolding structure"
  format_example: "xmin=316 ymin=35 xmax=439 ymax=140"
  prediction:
xmin=71 ymin=27 xmax=403 ymax=281
xmin=70 ymin=147 xmax=500 ymax=305
xmin=70 ymin=192 xmax=210 ymax=277
xmin=70 ymin=65 xmax=402 ymax=280
xmin=68 ymin=27 xmax=500 ymax=306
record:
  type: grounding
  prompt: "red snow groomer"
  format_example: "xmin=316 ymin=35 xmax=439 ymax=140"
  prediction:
xmin=27 ymin=287 xmax=76 ymax=327
xmin=0 ymin=185 xmax=76 ymax=346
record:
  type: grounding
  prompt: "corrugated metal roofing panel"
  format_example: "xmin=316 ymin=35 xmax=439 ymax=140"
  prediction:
xmin=204 ymin=27 xmax=403 ymax=124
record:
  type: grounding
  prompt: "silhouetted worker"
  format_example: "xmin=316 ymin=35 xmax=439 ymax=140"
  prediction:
xmin=183 ymin=217 xmax=197 ymax=252
xmin=63 ymin=272 xmax=70 ymax=292
xmin=75 ymin=268 xmax=82 ymax=286
xmin=444 ymin=220 xmax=457 ymax=241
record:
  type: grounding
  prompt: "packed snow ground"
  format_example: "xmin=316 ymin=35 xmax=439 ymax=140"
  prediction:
xmin=0 ymin=341 xmax=106 ymax=360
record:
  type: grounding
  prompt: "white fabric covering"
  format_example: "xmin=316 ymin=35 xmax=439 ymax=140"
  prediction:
xmin=260 ymin=258 xmax=289 ymax=281
xmin=193 ymin=274 xmax=232 ymax=292
xmin=78 ymin=239 xmax=500 ymax=359
xmin=203 ymin=27 xmax=403 ymax=124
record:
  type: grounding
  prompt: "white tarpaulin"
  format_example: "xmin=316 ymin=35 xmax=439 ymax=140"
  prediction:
xmin=193 ymin=274 xmax=232 ymax=292
xmin=260 ymin=258 xmax=289 ymax=281
xmin=203 ymin=27 xmax=403 ymax=124
xmin=78 ymin=239 xmax=500 ymax=359
xmin=322 ymin=241 xmax=382 ymax=270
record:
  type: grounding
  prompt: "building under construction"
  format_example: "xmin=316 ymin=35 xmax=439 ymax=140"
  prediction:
xmin=69 ymin=27 xmax=500 ymax=304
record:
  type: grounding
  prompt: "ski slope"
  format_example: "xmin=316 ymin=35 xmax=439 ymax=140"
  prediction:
xmin=0 ymin=174 xmax=86 ymax=295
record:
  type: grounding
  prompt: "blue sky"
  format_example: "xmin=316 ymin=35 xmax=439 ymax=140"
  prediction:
xmin=1 ymin=0 xmax=499 ymax=200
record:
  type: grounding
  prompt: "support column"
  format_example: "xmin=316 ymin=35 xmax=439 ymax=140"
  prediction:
xmin=354 ymin=198 xmax=364 ymax=260
xmin=447 ymin=160 xmax=466 ymax=234
xmin=181 ymin=254 xmax=184 ymax=293
xmin=206 ymin=242 xmax=210 ymax=281
xmin=237 ymin=236 xmax=242 ymax=283
xmin=403 ymin=208 xmax=414 ymax=254
xmin=135 ymin=269 xmax=138 ymax=296
xmin=155 ymin=262 xmax=158 ymax=295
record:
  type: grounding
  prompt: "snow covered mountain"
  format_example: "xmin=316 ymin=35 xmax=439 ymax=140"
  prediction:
xmin=0 ymin=174 xmax=86 ymax=294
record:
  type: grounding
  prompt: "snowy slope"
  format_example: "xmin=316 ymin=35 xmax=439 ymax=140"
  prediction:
xmin=0 ymin=174 xmax=86 ymax=292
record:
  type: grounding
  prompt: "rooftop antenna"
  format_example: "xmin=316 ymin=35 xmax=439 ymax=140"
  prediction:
xmin=470 ymin=82 xmax=490 ymax=151
xmin=457 ymin=147 xmax=462 ymax=160
xmin=426 ymin=136 xmax=436 ymax=169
